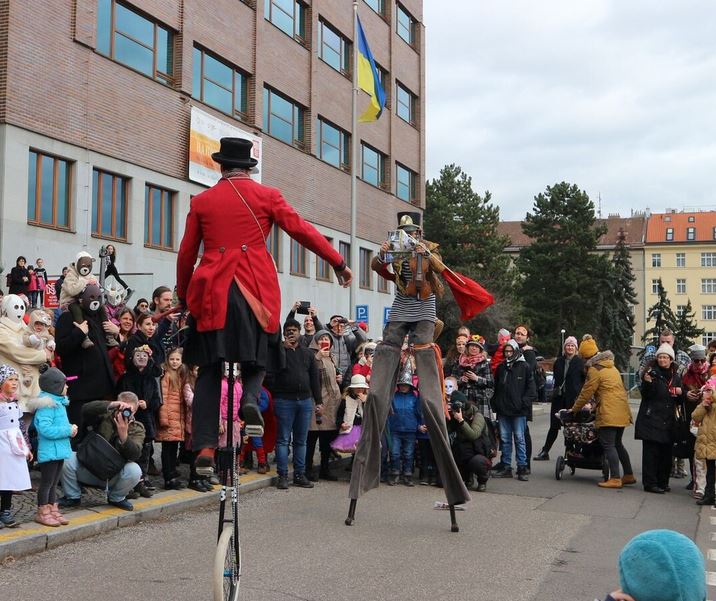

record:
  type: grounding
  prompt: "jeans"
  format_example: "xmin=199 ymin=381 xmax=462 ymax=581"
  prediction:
xmin=274 ymin=398 xmax=313 ymax=477
xmin=598 ymin=426 xmax=633 ymax=479
xmin=61 ymin=452 xmax=142 ymax=502
xmin=498 ymin=415 xmax=527 ymax=468
xmin=390 ymin=432 xmax=417 ymax=476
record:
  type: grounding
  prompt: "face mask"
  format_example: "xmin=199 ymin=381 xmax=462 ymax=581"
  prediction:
xmin=77 ymin=256 xmax=93 ymax=277
xmin=81 ymin=284 xmax=102 ymax=313
xmin=133 ymin=350 xmax=149 ymax=369
xmin=2 ymin=294 xmax=26 ymax=323
xmin=445 ymin=380 xmax=456 ymax=395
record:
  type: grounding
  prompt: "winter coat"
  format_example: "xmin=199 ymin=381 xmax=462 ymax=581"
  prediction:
xmin=572 ymin=351 xmax=632 ymax=428
xmin=155 ymin=377 xmax=184 ymax=442
xmin=551 ymin=354 xmax=585 ymax=406
xmin=310 ymin=332 xmax=341 ymax=432
xmin=55 ymin=310 xmax=115 ymax=404
xmin=448 ymin=404 xmax=487 ymax=466
xmin=59 ymin=263 xmax=91 ymax=307
xmin=80 ymin=400 xmax=145 ymax=462
xmin=35 ymin=267 xmax=47 ymax=291
xmin=29 ymin=392 xmax=73 ymax=463
xmin=0 ymin=316 xmax=47 ymax=408
xmin=388 ymin=390 xmax=423 ymax=433
xmin=117 ymin=362 xmax=162 ymax=440
xmin=635 ymin=363 xmax=683 ymax=444
xmin=451 ymin=358 xmax=494 ymax=414
xmin=9 ymin=265 xmax=29 ymax=294
xmin=682 ymin=365 xmax=710 ymax=418
xmin=692 ymin=403 xmax=716 ymax=460
xmin=492 ymin=358 xmax=537 ymax=417
xmin=329 ymin=326 xmax=367 ymax=376
xmin=336 ymin=392 xmax=364 ymax=433
xmin=219 ymin=378 xmax=242 ymax=448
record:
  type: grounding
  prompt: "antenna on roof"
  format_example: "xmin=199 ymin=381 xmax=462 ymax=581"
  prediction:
xmin=598 ymin=192 xmax=602 ymax=219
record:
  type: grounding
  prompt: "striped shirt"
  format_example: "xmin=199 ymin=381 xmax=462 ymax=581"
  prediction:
xmin=388 ymin=260 xmax=436 ymax=323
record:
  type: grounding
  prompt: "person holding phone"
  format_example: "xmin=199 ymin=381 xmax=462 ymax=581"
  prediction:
xmin=450 ymin=336 xmax=494 ymax=418
xmin=285 ymin=301 xmax=324 ymax=347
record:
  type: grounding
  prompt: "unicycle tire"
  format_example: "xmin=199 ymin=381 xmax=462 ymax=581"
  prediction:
xmin=213 ymin=525 xmax=241 ymax=601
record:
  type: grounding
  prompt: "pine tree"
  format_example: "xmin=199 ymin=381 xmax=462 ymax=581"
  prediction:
xmin=674 ymin=299 xmax=704 ymax=350
xmin=641 ymin=278 xmax=677 ymax=349
xmin=516 ymin=182 xmax=608 ymax=355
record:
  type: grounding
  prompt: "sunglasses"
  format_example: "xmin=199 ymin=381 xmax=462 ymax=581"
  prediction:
xmin=693 ymin=358 xmax=708 ymax=363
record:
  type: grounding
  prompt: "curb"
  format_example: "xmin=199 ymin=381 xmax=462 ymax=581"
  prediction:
xmin=0 ymin=470 xmax=277 ymax=563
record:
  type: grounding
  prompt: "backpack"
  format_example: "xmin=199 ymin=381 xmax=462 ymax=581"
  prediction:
xmin=478 ymin=417 xmax=499 ymax=459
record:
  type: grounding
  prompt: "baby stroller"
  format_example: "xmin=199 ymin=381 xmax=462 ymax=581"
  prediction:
xmin=554 ymin=409 xmax=609 ymax=481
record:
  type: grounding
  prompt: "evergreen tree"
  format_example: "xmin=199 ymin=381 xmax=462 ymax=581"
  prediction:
xmin=641 ymin=278 xmax=677 ymax=349
xmin=674 ymin=299 xmax=704 ymax=350
xmin=516 ymin=182 xmax=608 ymax=355
xmin=424 ymin=164 xmax=518 ymax=345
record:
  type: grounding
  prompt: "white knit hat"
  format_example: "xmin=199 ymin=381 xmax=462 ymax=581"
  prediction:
xmin=655 ymin=343 xmax=675 ymax=360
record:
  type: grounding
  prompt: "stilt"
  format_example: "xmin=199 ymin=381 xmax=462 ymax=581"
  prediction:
xmin=449 ymin=505 xmax=459 ymax=533
xmin=345 ymin=498 xmax=357 ymax=526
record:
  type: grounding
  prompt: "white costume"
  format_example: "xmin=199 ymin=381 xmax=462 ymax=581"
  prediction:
xmin=0 ymin=393 xmax=31 ymax=491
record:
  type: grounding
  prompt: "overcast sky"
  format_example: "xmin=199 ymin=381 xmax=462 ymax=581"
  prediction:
xmin=424 ymin=1 xmax=716 ymax=221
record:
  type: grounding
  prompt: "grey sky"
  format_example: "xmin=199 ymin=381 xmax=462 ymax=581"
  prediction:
xmin=424 ymin=1 xmax=716 ymax=220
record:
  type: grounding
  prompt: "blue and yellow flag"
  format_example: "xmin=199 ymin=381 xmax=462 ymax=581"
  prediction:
xmin=357 ymin=16 xmax=386 ymax=122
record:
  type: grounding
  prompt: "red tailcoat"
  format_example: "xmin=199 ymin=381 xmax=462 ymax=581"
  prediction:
xmin=177 ymin=177 xmax=344 ymax=334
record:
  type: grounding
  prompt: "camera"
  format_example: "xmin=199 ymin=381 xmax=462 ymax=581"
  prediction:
xmin=114 ymin=408 xmax=132 ymax=419
xmin=296 ymin=301 xmax=311 ymax=315
xmin=648 ymin=369 xmax=660 ymax=380
xmin=450 ymin=400 xmax=464 ymax=413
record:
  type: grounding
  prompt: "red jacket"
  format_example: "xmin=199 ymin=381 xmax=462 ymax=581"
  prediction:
xmin=177 ymin=176 xmax=345 ymax=334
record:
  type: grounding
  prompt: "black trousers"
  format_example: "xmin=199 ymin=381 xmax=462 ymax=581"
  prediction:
xmin=418 ymin=438 xmax=436 ymax=477
xmin=306 ymin=430 xmax=338 ymax=472
xmin=0 ymin=490 xmax=12 ymax=512
xmin=461 ymin=454 xmax=491 ymax=484
xmin=598 ymin=427 xmax=633 ymax=479
xmin=161 ymin=441 xmax=180 ymax=481
xmin=642 ymin=440 xmax=672 ymax=489
xmin=37 ymin=459 xmax=64 ymax=505
xmin=706 ymin=459 xmax=716 ymax=500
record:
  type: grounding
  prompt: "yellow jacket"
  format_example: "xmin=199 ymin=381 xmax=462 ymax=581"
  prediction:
xmin=692 ymin=403 xmax=716 ymax=460
xmin=571 ymin=351 xmax=632 ymax=428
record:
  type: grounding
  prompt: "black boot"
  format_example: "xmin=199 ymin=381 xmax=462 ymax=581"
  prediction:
xmin=533 ymin=450 xmax=549 ymax=461
xmin=319 ymin=452 xmax=338 ymax=481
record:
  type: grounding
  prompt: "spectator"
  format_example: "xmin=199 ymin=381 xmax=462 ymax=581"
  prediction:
xmin=351 ymin=342 xmax=376 ymax=382
xmin=238 ymin=386 xmax=273 ymax=475
xmin=710 ymin=351 xmax=716 ymax=377
xmin=26 ymin=265 xmax=39 ymax=308
xmin=534 ymin=336 xmax=585 ymax=461
xmin=8 ymin=256 xmax=29 ymax=295
xmin=156 ymin=348 xmax=186 ymax=490
xmin=489 ymin=328 xmax=511 ymax=376
xmin=492 ymin=340 xmax=536 ymax=481
xmin=55 ymin=266 xmax=68 ymax=297
xmin=332 ymin=374 xmax=368 ymax=453
xmin=327 ymin=314 xmax=367 ymax=380
xmin=59 ymin=392 xmax=144 ymax=511
xmin=306 ymin=330 xmax=341 ymax=481
xmin=133 ymin=298 xmax=150 ymax=316
xmin=448 ymin=391 xmax=492 ymax=492
xmin=683 ymin=344 xmax=710 ymax=497
xmin=513 ymin=325 xmax=541 ymax=465
xmin=150 ymin=285 xmax=174 ymax=364
xmin=457 ymin=325 xmax=470 ymax=339
xmin=442 ymin=333 xmax=468 ymax=378
xmin=285 ymin=301 xmax=324 ymax=347
xmin=637 ymin=343 xmax=684 ymax=494
xmin=692 ymin=378 xmax=716 ymax=506
xmin=638 ymin=328 xmax=690 ymax=380
xmin=268 ymin=319 xmax=321 ymax=490
xmin=387 ymin=374 xmax=424 ymax=486
xmin=451 ymin=335 xmax=494 ymax=418
xmin=182 ymin=365 xmax=212 ymax=492
xmin=108 ymin=308 xmax=137 ymax=379
xmin=34 ymin=258 xmax=48 ymax=308
xmin=571 ymin=334 xmax=634 ymax=489
xmin=103 ymin=244 xmax=132 ymax=299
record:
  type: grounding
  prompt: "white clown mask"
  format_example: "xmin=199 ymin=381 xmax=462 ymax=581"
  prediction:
xmin=444 ymin=378 xmax=457 ymax=396
xmin=2 ymin=294 xmax=26 ymax=324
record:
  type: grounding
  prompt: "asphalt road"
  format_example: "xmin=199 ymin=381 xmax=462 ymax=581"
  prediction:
xmin=0 ymin=408 xmax=703 ymax=601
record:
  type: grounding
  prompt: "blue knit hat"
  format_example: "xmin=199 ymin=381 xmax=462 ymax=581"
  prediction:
xmin=618 ymin=529 xmax=706 ymax=601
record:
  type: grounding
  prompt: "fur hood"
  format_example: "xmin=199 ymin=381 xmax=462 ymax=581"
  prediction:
xmin=24 ymin=391 xmax=68 ymax=412
xmin=586 ymin=350 xmax=614 ymax=368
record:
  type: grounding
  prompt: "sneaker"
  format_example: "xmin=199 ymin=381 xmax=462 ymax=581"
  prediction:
xmin=276 ymin=475 xmax=289 ymax=490
xmin=477 ymin=482 xmax=487 ymax=492
xmin=0 ymin=510 xmax=18 ymax=527
xmin=293 ymin=474 xmax=315 ymax=489
xmin=492 ymin=467 xmax=513 ymax=478
xmin=491 ymin=461 xmax=506 ymax=472
xmin=189 ymin=479 xmax=211 ymax=493
xmin=209 ymin=473 xmax=220 ymax=485
xmin=143 ymin=479 xmax=157 ymax=491
xmin=200 ymin=478 xmax=215 ymax=491
xmin=256 ymin=462 xmax=270 ymax=475
xmin=163 ymin=478 xmax=186 ymax=491
xmin=195 ymin=448 xmax=216 ymax=477
xmin=402 ymin=476 xmax=415 ymax=487
xmin=107 ymin=498 xmax=134 ymax=511
xmin=516 ymin=467 xmax=529 ymax=482
xmin=386 ymin=474 xmax=399 ymax=486
xmin=57 ymin=496 xmax=81 ymax=509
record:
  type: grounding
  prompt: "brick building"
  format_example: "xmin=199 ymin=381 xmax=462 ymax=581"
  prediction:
xmin=0 ymin=0 xmax=425 ymax=337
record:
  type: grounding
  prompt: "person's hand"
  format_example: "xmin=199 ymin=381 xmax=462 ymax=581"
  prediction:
xmin=26 ymin=450 xmax=33 ymax=462
xmin=416 ymin=242 xmax=430 ymax=257
xmin=643 ymin=371 xmax=653 ymax=383
xmin=45 ymin=348 xmax=54 ymax=361
xmin=453 ymin=408 xmax=463 ymax=423
xmin=688 ymin=389 xmax=701 ymax=401
xmin=293 ymin=300 xmax=301 ymax=311
xmin=308 ymin=307 xmax=317 ymax=317
xmin=22 ymin=276 xmax=28 ymax=282
xmin=74 ymin=321 xmax=89 ymax=334
xmin=70 ymin=424 xmax=79 ymax=438
xmin=460 ymin=375 xmax=468 ymax=383
xmin=673 ymin=387 xmax=682 ymax=396
xmin=103 ymin=321 xmax=120 ymax=336
xmin=336 ymin=373 xmax=343 ymax=384
xmin=335 ymin=266 xmax=352 ymax=288
xmin=315 ymin=404 xmax=323 ymax=415
xmin=137 ymin=399 xmax=147 ymax=410
xmin=88 ymin=278 xmax=97 ymax=286
xmin=114 ymin=411 xmax=129 ymax=442
xmin=340 ymin=422 xmax=350 ymax=431
xmin=419 ymin=424 xmax=428 ymax=433
xmin=466 ymin=370 xmax=478 ymax=382
xmin=219 ymin=422 xmax=226 ymax=435
xmin=379 ymin=241 xmax=390 ymax=258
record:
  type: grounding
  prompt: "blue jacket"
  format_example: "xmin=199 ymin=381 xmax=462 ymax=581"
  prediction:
xmin=388 ymin=390 xmax=423 ymax=433
xmin=31 ymin=392 xmax=73 ymax=463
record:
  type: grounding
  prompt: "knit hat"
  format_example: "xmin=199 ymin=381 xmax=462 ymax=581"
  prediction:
xmin=578 ymin=334 xmax=599 ymax=360
xmin=689 ymin=344 xmax=707 ymax=361
xmin=655 ymin=343 xmax=675 ymax=360
xmin=449 ymin=390 xmax=468 ymax=405
xmin=563 ymin=336 xmax=578 ymax=351
xmin=0 ymin=364 xmax=18 ymax=384
xmin=618 ymin=529 xmax=706 ymax=601
xmin=39 ymin=366 xmax=67 ymax=396
xmin=466 ymin=335 xmax=485 ymax=350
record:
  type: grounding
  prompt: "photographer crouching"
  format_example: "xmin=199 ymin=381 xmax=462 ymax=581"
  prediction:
xmin=448 ymin=391 xmax=492 ymax=492
xmin=59 ymin=391 xmax=144 ymax=511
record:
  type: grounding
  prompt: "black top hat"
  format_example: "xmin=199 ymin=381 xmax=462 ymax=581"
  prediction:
xmin=211 ymin=137 xmax=259 ymax=169
xmin=397 ymin=211 xmax=422 ymax=231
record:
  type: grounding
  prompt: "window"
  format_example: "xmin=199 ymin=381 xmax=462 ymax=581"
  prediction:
xmin=651 ymin=279 xmax=660 ymax=294
xmin=97 ymin=0 xmax=173 ymax=84
xmin=375 ymin=63 xmax=390 ymax=106
xmin=703 ymin=333 xmax=716 ymax=347
xmin=713 ymin=227 xmax=716 ymax=240
xmin=676 ymin=305 xmax=687 ymax=318
xmin=290 ymin=238 xmax=307 ymax=276
xmin=676 ymin=252 xmax=685 ymax=267
xmin=396 ymin=82 xmax=417 ymax=125
xmin=702 ymin=253 xmax=716 ymax=267
xmin=339 ymin=241 xmax=351 ymax=269
xmin=364 ymin=0 xmax=385 ymax=16
xmin=651 ymin=253 xmax=661 ymax=268
xmin=666 ymin=227 xmax=673 ymax=241
xmin=359 ymin=248 xmax=372 ymax=289
xmin=144 ymin=184 xmax=174 ymax=250
xmin=263 ymin=87 xmax=305 ymax=148
xmin=316 ymin=237 xmax=333 ymax=281
xmin=687 ymin=227 xmax=696 ymax=241
xmin=266 ymin=223 xmax=282 ymax=271
xmin=192 ymin=47 xmax=248 ymax=119
xmin=688 ymin=215 xmax=695 ymax=222
xmin=702 ymin=306 xmax=716 ymax=321
xmin=319 ymin=20 xmax=350 ymax=75
xmin=396 ymin=3 xmax=416 ymax=46
xmin=396 ymin=163 xmax=416 ymax=202
xmin=92 ymin=169 xmax=128 ymax=240
xmin=317 ymin=118 xmax=349 ymax=171
xmin=676 ymin=279 xmax=686 ymax=294
xmin=264 ymin=0 xmax=306 ymax=44
xmin=703 ymin=279 xmax=716 ymax=294
xmin=361 ymin=143 xmax=385 ymax=187
xmin=27 ymin=150 xmax=72 ymax=230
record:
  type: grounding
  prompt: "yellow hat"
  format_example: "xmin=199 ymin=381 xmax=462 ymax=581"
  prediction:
xmin=578 ymin=334 xmax=599 ymax=360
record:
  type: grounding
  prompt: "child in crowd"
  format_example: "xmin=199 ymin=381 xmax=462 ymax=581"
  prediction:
xmin=157 ymin=348 xmax=186 ymax=490
xmin=0 ymin=365 xmax=32 ymax=528
xmin=692 ymin=378 xmax=716 ymax=506
xmin=331 ymin=374 xmax=369 ymax=454
xmin=352 ymin=342 xmax=376 ymax=383
xmin=34 ymin=258 xmax=48 ymax=308
xmin=26 ymin=265 xmax=39 ymax=308
xmin=219 ymin=363 xmax=243 ymax=450
xmin=30 ymin=367 xmax=77 ymax=526
xmin=183 ymin=365 xmax=212 ymax=492
xmin=387 ymin=376 xmax=424 ymax=487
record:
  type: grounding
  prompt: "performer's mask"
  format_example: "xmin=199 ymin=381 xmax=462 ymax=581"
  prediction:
xmin=2 ymin=294 xmax=26 ymax=324
xmin=81 ymin=284 xmax=102 ymax=314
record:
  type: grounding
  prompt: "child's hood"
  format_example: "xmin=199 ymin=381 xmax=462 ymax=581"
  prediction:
xmin=26 ymin=391 xmax=69 ymax=411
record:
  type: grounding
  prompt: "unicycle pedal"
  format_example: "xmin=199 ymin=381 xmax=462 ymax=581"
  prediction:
xmin=244 ymin=424 xmax=264 ymax=437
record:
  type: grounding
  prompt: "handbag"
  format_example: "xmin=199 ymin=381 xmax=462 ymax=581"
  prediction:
xmin=77 ymin=429 xmax=126 ymax=481
xmin=672 ymin=401 xmax=693 ymax=459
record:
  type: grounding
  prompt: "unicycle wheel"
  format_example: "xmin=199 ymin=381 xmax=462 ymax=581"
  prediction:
xmin=213 ymin=525 xmax=241 ymax=601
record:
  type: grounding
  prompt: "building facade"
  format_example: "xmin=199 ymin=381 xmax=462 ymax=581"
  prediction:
xmin=0 ymin=0 xmax=425 ymax=338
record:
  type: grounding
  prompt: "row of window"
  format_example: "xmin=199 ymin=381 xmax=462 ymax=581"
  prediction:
xmin=363 ymin=0 xmax=418 ymax=47
xmin=651 ymin=252 xmax=716 ymax=268
xmin=676 ymin=305 xmax=716 ymax=321
xmin=652 ymin=278 xmax=716 ymax=295
xmin=703 ymin=333 xmax=716 ymax=347
xmin=28 ymin=150 xmax=175 ymax=249
xmin=665 ymin=226 xmax=716 ymax=241
xmin=265 ymin=225 xmax=390 ymax=292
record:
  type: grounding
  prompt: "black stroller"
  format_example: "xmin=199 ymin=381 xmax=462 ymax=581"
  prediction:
xmin=554 ymin=409 xmax=609 ymax=481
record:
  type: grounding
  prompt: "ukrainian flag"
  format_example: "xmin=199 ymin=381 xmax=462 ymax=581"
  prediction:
xmin=357 ymin=16 xmax=386 ymax=122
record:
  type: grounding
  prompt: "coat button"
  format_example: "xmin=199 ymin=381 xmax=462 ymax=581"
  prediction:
xmin=241 ymin=244 xmax=248 ymax=251
xmin=219 ymin=246 xmax=225 ymax=253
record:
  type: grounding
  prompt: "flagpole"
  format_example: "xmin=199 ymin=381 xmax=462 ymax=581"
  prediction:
xmin=349 ymin=0 xmax=359 ymax=319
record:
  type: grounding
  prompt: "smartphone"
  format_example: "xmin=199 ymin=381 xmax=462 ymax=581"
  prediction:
xmin=296 ymin=301 xmax=311 ymax=314
xmin=319 ymin=339 xmax=331 ymax=351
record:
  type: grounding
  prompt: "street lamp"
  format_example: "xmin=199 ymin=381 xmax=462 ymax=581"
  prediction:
xmin=560 ymin=329 xmax=566 ymax=349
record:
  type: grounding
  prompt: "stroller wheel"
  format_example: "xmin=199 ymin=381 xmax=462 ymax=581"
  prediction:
xmin=555 ymin=456 xmax=565 ymax=480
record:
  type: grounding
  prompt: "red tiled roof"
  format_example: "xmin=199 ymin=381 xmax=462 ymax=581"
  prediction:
xmin=645 ymin=212 xmax=716 ymax=243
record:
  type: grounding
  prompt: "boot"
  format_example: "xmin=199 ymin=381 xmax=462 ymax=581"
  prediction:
xmin=386 ymin=473 xmax=399 ymax=486
xmin=598 ymin=478 xmax=623 ymax=489
xmin=35 ymin=504 xmax=61 ymax=527
xmin=492 ymin=466 xmax=513 ymax=478
xmin=697 ymin=495 xmax=715 ymax=506
xmin=256 ymin=462 xmax=269 ymax=474
xmin=533 ymin=450 xmax=550 ymax=461
xmin=516 ymin=466 xmax=529 ymax=482
xmin=319 ymin=452 xmax=338 ymax=481
xmin=402 ymin=475 xmax=415 ymax=487
xmin=621 ymin=474 xmax=637 ymax=486
xmin=50 ymin=503 xmax=69 ymax=525
xmin=239 ymin=394 xmax=264 ymax=435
